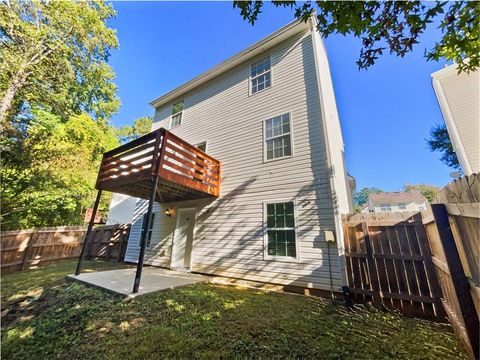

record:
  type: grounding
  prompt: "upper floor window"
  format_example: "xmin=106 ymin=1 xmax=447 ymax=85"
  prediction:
xmin=139 ymin=213 xmax=155 ymax=248
xmin=266 ymin=202 xmax=296 ymax=258
xmin=265 ymin=113 xmax=292 ymax=161
xmin=195 ymin=142 xmax=207 ymax=152
xmin=251 ymin=57 xmax=271 ymax=94
xmin=380 ymin=204 xmax=392 ymax=212
xmin=170 ymin=100 xmax=184 ymax=128
xmin=398 ymin=203 xmax=407 ymax=210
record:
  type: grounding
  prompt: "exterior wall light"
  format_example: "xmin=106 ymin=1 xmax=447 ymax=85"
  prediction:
xmin=165 ymin=208 xmax=175 ymax=218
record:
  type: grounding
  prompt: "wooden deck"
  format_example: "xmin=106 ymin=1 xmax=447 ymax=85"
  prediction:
xmin=95 ymin=128 xmax=221 ymax=203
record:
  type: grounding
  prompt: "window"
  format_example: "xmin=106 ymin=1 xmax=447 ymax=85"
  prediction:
xmin=170 ymin=101 xmax=184 ymax=128
xmin=139 ymin=213 xmax=155 ymax=248
xmin=251 ymin=57 xmax=271 ymax=94
xmin=266 ymin=202 xmax=296 ymax=258
xmin=398 ymin=203 xmax=407 ymax=210
xmin=380 ymin=204 xmax=392 ymax=212
xmin=195 ymin=142 xmax=207 ymax=152
xmin=265 ymin=113 xmax=292 ymax=160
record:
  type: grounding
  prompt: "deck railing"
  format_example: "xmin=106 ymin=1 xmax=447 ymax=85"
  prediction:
xmin=96 ymin=128 xmax=220 ymax=198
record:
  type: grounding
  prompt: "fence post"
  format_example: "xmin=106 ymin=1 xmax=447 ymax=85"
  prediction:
xmin=363 ymin=222 xmax=382 ymax=309
xmin=21 ymin=230 xmax=38 ymax=271
xmin=431 ymin=204 xmax=479 ymax=359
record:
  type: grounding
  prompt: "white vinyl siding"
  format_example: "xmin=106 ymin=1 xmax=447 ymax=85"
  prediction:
xmin=250 ymin=57 xmax=271 ymax=94
xmin=380 ymin=204 xmax=392 ymax=212
xmin=126 ymin=28 xmax=347 ymax=292
xmin=139 ymin=213 xmax=155 ymax=248
xmin=264 ymin=113 xmax=292 ymax=161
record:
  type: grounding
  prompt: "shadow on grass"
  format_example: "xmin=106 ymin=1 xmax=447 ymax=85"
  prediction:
xmin=1 ymin=261 xmax=467 ymax=360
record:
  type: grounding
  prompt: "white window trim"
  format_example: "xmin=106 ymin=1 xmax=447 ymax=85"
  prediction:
xmin=138 ymin=212 xmax=156 ymax=249
xmin=263 ymin=112 xmax=294 ymax=163
xmin=263 ymin=200 xmax=300 ymax=262
xmin=169 ymin=101 xmax=184 ymax=129
xmin=379 ymin=204 xmax=392 ymax=212
xmin=249 ymin=55 xmax=273 ymax=96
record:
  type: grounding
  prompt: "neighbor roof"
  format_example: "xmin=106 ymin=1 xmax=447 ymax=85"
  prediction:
xmin=149 ymin=17 xmax=311 ymax=109
xmin=369 ymin=191 xmax=427 ymax=204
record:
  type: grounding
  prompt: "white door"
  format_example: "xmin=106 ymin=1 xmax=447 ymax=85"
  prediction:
xmin=171 ymin=208 xmax=196 ymax=270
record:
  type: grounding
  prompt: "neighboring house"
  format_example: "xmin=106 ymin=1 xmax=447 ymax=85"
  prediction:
xmin=432 ymin=64 xmax=480 ymax=175
xmin=360 ymin=204 xmax=369 ymax=214
xmin=105 ymin=193 xmax=138 ymax=225
xmin=122 ymin=18 xmax=354 ymax=294
xmin=368 ymin=191 xmax=428 ymax=213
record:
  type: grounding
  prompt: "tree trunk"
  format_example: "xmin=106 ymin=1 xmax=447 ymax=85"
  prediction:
xmin=0 ymin=70 xmax=28 ymax=125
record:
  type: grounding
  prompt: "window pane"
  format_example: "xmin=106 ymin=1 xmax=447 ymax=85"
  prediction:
xmin=172 ymin=101 xmax=183 ymax=115
xmin=285 ymin=230 xmax=296 ymax=257
xmin=267 ymin=230 xmax=296 ymax=257
xmin=267 ymin=203 xmax=275 ymax=216
xmin=172 ymin=113 xmax=182 ymax=127
xmin=284 ymin=136 xmax=292 ymax=156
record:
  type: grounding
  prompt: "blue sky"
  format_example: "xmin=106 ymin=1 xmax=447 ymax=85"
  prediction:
xmin=107 ymin=1 xmax=452 ymax=191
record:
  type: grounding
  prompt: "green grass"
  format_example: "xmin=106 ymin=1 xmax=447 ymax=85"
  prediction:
xmin=1 ymin=260 xmax=466 ymax=359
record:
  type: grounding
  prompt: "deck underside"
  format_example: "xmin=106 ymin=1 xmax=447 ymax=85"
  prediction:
xmin=99 ymin=176 xmax=217 ymax=203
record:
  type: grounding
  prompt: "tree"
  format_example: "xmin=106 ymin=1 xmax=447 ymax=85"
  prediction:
xmin=233 ymin=1 xmax=480 ymax=73
xmin=427 ymin=123 xmax=460 ymax=170
xmin=0 ymin=0 xmax=120 ymax=127
xmin=1 ymin=111 xmax=119 ymax=230
xmin=354 ymin=187 xmax=383 ymax=206
xmin=0 ymin=1 xmax=121 ymax=229
xmin=116 ymin=117 xmax=153 ymax=143
xmin=403 ymin=184 xmax=441 ymax=203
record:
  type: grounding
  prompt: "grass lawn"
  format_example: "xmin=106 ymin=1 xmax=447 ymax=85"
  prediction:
xmin=1 ymin=260 xmax=466 ymax=359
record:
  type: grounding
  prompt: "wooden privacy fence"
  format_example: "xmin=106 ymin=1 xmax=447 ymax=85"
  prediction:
xmin=343 ymin=212 xmax=445 ymax=320
xmin=1 ymin=224 xmax=131 ymax=274
xmin=423 ymin=174 xmax=479 ymax=359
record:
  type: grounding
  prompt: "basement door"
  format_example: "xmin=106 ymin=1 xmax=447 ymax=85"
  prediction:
xmin=171 ymin=208 xmax=196 ymax=270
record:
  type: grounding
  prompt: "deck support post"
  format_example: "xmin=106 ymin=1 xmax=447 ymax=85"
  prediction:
xmin=75 ymin=190 xmax=102 ymax=275
xmin=133 ymin=175 xmax=159 ymax=293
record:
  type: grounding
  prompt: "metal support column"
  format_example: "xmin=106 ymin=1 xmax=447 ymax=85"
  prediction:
xmin=75 ymin=190 xmax=102 ymax=275
xmin=133 ymin=175 xmax=159 ymax=293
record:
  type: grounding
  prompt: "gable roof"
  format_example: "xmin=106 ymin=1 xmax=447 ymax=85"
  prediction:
xmin=149 ymin=18 xmax=311 ymax=109
xmin=369 ymin=191 xmax=427 ymax=204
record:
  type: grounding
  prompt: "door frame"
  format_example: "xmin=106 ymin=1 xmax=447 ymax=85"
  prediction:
xmin=170 ymin=207 xmax=197 ymax=270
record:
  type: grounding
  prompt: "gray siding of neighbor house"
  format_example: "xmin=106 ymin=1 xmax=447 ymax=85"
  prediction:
xmin=125 ymin=29 xmax=345 ymax=291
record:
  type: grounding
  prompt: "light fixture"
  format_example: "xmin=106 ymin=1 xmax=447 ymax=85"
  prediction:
xmin=165 ymin=209 xmax=172 ymax=217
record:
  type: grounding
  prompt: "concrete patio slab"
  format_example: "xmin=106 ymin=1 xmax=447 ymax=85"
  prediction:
xmin=67 ymin=267 xmax=209 ymax=298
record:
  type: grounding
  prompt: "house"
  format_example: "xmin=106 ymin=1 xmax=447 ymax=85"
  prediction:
xmin=368 ymin=191 xmax=428 ymax=213
xmin=105 ymin=193 xmax=138 ymax=225
xmin=86 ymin=17 xmax=354 ymax=295
xmin=432 ymin=64 xmax=479 ymax=175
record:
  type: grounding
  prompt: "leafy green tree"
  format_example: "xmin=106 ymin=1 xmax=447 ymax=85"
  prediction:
xmin=427 ymin=124 xmax=460 ymax=170
xmin=354 ymin=187 xmax=383 ymax=206
xmin=117 ymin=117 xmax=153 ymax=143
xmin=0 ymin=0 xmax=119 ymax=128
xmin=403 ymin=184 xmax=441 ymax=203
xmin=1 ymin=111 xmax=119 ymax=230
xmin=234 ymin=1 xmax=479 ymax=72
xmin=0 ymin=1 xmax=121 ymax=229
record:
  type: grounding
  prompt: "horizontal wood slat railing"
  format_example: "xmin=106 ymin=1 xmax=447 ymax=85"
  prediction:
xmin=95 ymin=128 xmax=221 ymax=199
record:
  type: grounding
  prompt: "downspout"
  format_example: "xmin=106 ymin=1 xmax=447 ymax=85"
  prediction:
xmin=308 ymin=16 xmax=348 ymax=290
